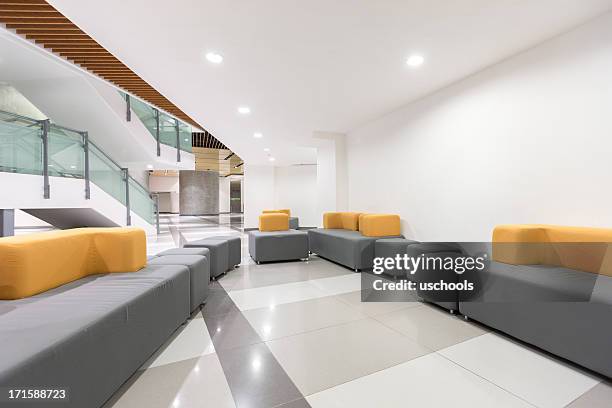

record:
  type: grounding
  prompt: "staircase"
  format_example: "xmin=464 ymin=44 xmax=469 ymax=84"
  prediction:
xmin=0 ymin=110 xmax=158 ymax=234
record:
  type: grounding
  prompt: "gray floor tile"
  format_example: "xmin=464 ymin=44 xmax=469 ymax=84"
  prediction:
xmin=566 ymin=382 xmax=612 ymax=407
xmin=267 ymin=318 xmax=431 ymax=396
xmin=275 ymin=398 xmax=312 ymax=408
xmin=201 ymin=289 xmax=242 ymax=318
xmin=205 ymin=310 xmax=263 ymax=351
xmin=216 ymin=342 xmax=303 ymax=408
xmin=374 ymin=303 xmax=488 ymax=350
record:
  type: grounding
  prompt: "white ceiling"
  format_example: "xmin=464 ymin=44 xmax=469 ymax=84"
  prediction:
xmin=48 ymin=0 xmax=612 ymax=165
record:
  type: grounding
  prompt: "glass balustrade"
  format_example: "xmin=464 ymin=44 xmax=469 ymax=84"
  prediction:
xmin=129 ymin=177 xmax=156 ymax=225
xmin=0 ymin=111 xmax=43 ymax=175
xmin=120 ymin=91 xmax=193 ymax=153
xmin=0 ymin=109 xmax=156 ymax=227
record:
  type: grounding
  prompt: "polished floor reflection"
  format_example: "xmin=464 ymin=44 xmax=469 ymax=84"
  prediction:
xmin=105 ymin=214 xmax=611 ymax=408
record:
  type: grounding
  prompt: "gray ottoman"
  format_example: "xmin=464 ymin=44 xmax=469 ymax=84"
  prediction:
xmin=148 ymin=255 xmax=210 ymax=311
xmin=374 ymin=238 xmax=420 ymax=278
xmin=184 ymin=239 xmax=229 ymax=279
xmin=156 ymin=247 xmax=210 ymax=257
xmin=203 ymin=236 xmax=241 ymax=268
xmin=289 ymin=217 xmax=299 ymax=230
xmin=249 ymin=230 xmax=309 ymax=263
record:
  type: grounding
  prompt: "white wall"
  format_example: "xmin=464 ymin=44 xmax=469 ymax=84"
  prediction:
xmin=274 ymin=165 xmax=318 ymax=227
xmin=347 ymin=12 xmax=612 ymax=242
xmin=149 ymin=174 xmax=180 ymax=213
xmin=243 ymin=164 xmax=276 ymax=228
xmin=219 ymin=177 xmax=230 ymax=213
xmin=0 ymin=84 xmax=46 ymax=119
xmin=243 ymin=163 xmax=318 ymax=228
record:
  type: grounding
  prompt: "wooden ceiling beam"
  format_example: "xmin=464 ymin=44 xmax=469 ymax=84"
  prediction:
xmin=6 ymin=21 xmax=73 ymax=28
xmin=0 ymin=5 xmax=55 ymax=11
xmin=0 ymin=11 xmax=62 ymax=17
xmin=43 ymin=44 xmax=103 ymax=50
xmin=0 ymin=1 xmax=49 ymax=5
xmin=15 ymin=28 xmax=83 ymax=34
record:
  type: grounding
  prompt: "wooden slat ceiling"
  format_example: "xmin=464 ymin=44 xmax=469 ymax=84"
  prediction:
xmin=192 ymin=131 xmax=228 ymax=150
xmin=193 ymin=147 xmax=243 ymax=177
xmin=0 ymin=0 xmax=201 ymax=129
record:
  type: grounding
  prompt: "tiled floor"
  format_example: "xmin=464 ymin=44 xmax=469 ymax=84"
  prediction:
xmin=105 ymin=214 xmax=611 ymax=408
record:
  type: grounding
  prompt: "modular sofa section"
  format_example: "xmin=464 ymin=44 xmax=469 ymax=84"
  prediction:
xmin=149 ymin=254 xmax=210 ymax=311
xmin=0 ymin=264 xmax=190 ymax=408
xmin=249 ymin=230 xmax=309 ymax=263
xmin=308 ymin=228 xmax=385 ymax=271
xmin=459 ymin=261 xmax=612 ymax=377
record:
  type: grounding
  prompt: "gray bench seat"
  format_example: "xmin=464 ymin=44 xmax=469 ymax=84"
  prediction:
xmin=308 ymin=228 xmax=402 ymax=271
xmin=0 ymin=264 xmax=190 ymax=408
xmin=249 ymin=230 xmax=309 ymax=263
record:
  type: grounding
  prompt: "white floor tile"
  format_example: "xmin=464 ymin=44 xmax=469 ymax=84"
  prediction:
xmin=228 ymin=280 xmax=326 ymax=311
xmin=438 ymin=333 xmax=600 ymax=408
xmin=309 ymin=273 xmax=362 ymax=296
xmin=307 ymin=353 xmax=533 ymax=407
xmin=143 ymin=318 xmax=215 ymax=369
xmin=228 ymin=274 xmax=363 ymax=311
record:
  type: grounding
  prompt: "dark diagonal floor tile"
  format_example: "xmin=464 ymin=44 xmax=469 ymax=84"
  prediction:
xmin=216 ymin=342 xmax=303 ymax=408
xmin=204 ymin=310 xmax=263 ymax=351
xmin=274 ymin=397 xmax=312 ymax=408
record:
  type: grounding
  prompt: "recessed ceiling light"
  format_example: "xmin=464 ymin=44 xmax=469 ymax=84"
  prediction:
xmin=205 ymin=52 xmax=223 ymax=64
xmin=237 ymin=106 xmax=251 ymax=115
xmin=253 ymin=132 xmax=263 ymax=139
xmin=406 ymin=54 xmax=424 ymax=68
xmin=146 ymin=164 xmax=154 ymax=170
xmin=263 ymin=147 xmax=270 ymax=152
xmin=70 ymin=165 xmax=76 ymax=169
xmin=268 ymin=157 xmax=275 ymax=162
xmin=184 ymin=138 xmax=189 ymax=142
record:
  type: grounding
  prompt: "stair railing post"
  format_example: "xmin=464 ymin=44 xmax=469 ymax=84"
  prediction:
xmin=155 ymin=108 xmax=161 ymax=157
xmin=152 ymin=193 xmax=160 ymax=234
xmin=122 ymin=168 xmax=131 ymax=226
xmin=82 ymin=131 xmax=91 ymax=199
xmin=175 ymin=118 xmax=181 ymax=162
xmin=126 ymin=94 xmax=131 ymax=121
xmin=41 ymin=119 xmax=50 ymax=199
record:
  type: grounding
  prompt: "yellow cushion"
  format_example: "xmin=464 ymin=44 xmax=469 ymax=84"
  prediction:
xmin=0 ymin=227 xmax=146 ymax=300
xmin=259 ymin=213 xmax=289 ymax=231
xmin=341 ymin=212 xmax=362 ymax=231
xmin=492 ymin=224 xmax=612 ymax=276
xmin=323 ymin=212 xmax=343 ymax=229
xmin=360 ymin=214 xmax=401 ymax=237
xmin=358 ymin=213 xmax=370 ymax=233
xmin=263 ymin=209 xmax=291 ymax=216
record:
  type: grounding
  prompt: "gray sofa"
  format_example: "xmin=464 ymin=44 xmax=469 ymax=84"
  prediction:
xmin=249 ymin=230 xmax=309 ymax=263
xmin=149 ymin=253 xmax=210 ymax=312
xmin=0 ymin=263 xmax=191 ymax=408
xmin=308 ymin=228 xmax=402 ymax=271
xmin=460 ymin=261 xmax=612 ymax=378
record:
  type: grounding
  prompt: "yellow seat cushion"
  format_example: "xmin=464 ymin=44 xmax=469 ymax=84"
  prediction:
xmin=259 ymin=213 xmax=289 ymax=231
xmin=263 ymin=209 xmax=291 ymax=216
xmin=323 ymin=212 xmax=363 ymax=230
xmin=341 ymin=212 xmax=362 ymax=231
xmin=360 ymin=214 xmax=401 ymax=237
xmin=323 ymin=212 xmax=343 ymax=229
xmin=492 ymin=224 xmax=612 ymax=276
xmin=0 ymin=227 xmax=146 ymax=300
